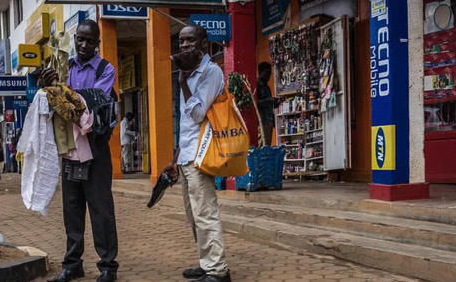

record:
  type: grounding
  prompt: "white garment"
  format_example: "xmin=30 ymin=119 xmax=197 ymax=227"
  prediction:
xmin=17 ymin=90 xmax=60 ymax=216
xmin=120 ymin=118 xmax=135 ymax=146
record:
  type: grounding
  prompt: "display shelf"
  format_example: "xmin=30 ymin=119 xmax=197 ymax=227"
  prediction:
xmin=284 ymin=158 xmax=305 ymax=162
xmin=306 ymin=156 xmax=324 ymax=161
xmin=277 ymin=90 xmax=300 ymax=97
xmin=305 ymin=128 xmax=324 ymax=134
xmin=306 ymin=140 xmax=323 ymax=146
xmin=283 ymin=171 xmax=327 ymax=176
xmin=284 ymin=144 xmax=301 ymax=147
xmin=279 ymin=133 xmax=305 ymax=137
xmin=276 ymin=111 xmax=302 ymax=117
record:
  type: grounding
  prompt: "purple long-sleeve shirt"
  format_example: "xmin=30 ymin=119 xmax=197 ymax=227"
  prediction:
xmin=67 ymin=53 xmax=115 ymax=96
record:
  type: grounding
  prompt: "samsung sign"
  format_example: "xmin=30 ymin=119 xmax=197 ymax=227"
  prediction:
xmin=190 ymin=14 xmax=231 ymax=42
xmin=101 ymin=5 xmax=149 ymax=19
xmin=0 ymin=76 xmax=27 ymax=96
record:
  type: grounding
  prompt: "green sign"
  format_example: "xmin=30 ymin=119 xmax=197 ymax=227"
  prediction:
xmin=44 ymin=0 xmax=225 ymax=9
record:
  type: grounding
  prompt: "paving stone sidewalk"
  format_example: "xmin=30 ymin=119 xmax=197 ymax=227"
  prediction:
xmin=0 ymin=174 xmax=421 ymax=282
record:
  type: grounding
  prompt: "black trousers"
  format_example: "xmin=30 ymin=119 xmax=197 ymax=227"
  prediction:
xmin=61 ymin=145 xmax=118 ymax=273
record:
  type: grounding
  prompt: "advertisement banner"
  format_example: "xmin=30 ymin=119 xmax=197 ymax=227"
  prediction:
xmin=190 ymin=14 xmax=231 ymax=42
xmin=11 ymin=50 xmax=18 ymax=72
xmin=370 ymin=0 xmax=409 ymax=184
xmin=45 ymin=0 xmax=225 ymax=9
xmin=101 ymin=5 xmax=149 ymax=19
xmin=18 ymin=44 xmax=41 ymax=67
xmin=0 ymin=76 xmax=27 ymax=96
xmin=261 ymin=0 xmax=290 ymax=35
xmin=0 ymin=40 xmax=11 ymax=75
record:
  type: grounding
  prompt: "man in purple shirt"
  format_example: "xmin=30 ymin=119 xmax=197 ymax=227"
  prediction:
xmin=41 ymin=19 xmax=118 ymax=282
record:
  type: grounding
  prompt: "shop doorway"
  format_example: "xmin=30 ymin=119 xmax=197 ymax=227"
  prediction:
xmin=116 ymin=19 xmax=150 ymax=175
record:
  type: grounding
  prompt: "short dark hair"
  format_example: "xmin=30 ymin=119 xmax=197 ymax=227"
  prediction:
xmin=126 ymin=112 xmax=134 ymax=120
xmin=77 ymin=19 xmax=100 ymax=39
xmin=258 ymin=62 xmax=272 ymax=73
xmin=186 ymin=24 xmax=208 ymax=40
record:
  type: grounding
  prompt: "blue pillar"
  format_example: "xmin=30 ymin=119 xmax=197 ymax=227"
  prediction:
xmin=369 ymin=0 xmax=429 ymax=200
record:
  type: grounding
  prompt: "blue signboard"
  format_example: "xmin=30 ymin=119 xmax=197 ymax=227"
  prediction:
xmin=11 ymin=50 xmax=18 ymax=72
xmin=0 ymin=76 xmax=27 ymax=96
xmin=190 ymin=14 xmax=231 ymax=42
xmin=370 ymin=0 xmax=409 ymax=185
xmin=26 ymin=74 xmax=39 ymax=102
xmin=101 ymin=5 xmax=149 ymax=19
xmin=0 ymin=41 xmax=5 ymax=75
xmin=261 ymin=0 xmax=290 ymax=35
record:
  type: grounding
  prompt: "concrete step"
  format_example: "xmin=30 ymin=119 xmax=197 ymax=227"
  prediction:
xmin=217 ymin=199 xmax=456 ymax=253
xmin=112 ymin=179 xmax=456 ymax=225
xmin=112 ymin=186 xmax=456 ymax=253
xmin=166 ymin=212 xmax=456 ymax=282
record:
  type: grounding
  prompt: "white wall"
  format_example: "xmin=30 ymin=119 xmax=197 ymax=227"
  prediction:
xmin=408 ymin=0 xmax=425 ymax=183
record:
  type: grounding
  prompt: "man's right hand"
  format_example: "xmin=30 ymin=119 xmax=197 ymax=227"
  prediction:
xmin=39 ymin=68 xmax=59 ymax=87
xmin=163 ymin=162 xmax=179 ymax=183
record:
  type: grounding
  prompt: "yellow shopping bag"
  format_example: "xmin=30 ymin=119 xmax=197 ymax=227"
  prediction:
xmin=194 ymin=89 xmax=250 ymax=176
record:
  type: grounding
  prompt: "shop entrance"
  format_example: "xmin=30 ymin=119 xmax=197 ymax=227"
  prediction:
xmin=116 ymin=19 xmax=150 ymax=174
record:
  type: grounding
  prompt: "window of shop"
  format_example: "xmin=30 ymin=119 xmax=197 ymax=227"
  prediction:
xmin=423 ymin=0 xmax=456 ymax=182
xmin=13 ymin=0 xmax=22 ymax=28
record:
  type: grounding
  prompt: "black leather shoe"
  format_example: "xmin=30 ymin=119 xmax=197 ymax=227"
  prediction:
xmin=47 ymin=268 xmax=84 ymax=282
xmin=183 ymin=267 xmax=206 ymax=279
xmin=190 ymin=273 xmax=231 ymax=282
xmin=96 ymin=271 xmax=117 ymax=282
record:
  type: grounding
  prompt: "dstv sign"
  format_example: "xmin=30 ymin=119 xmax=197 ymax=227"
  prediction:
xmin=101 ymin=5 xmax=149 ymax=19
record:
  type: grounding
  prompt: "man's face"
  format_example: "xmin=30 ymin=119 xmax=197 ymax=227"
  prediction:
xmin=260 ymin=67 xmax=272 ymax=82
xmin=75 ymin=24 xmax=99 ymax=62
xmin=179 ymin=26 xmax=206 ymax=53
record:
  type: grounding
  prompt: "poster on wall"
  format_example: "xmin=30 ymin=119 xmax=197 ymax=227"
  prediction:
xmin=262 ymin=0 xmax=290 ymax=35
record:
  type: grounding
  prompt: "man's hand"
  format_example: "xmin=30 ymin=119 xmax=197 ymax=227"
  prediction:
xmin=178 ymin=69 xmax=193 ymax=86
xmin=163 ymin=162 xmax=179 ymax=183
xmin=39 ymin=68 xmax=59 ymax=87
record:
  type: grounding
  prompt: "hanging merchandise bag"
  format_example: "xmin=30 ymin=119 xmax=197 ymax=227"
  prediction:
xmin=194 ymin=89 xmax=250 ymax=177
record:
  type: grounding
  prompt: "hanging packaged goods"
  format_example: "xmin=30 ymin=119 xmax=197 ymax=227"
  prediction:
xmin=269 ymin=16 xmax=352 ymax=178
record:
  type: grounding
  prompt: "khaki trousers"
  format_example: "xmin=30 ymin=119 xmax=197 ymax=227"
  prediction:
xmin=179 ymin=164 xmax=228 ymax=276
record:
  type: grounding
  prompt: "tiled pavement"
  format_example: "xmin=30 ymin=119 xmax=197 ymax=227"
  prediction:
xmin=0 ymin=174 xmax=421 ymax=282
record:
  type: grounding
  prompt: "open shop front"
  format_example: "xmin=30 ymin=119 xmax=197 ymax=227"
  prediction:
xmin=266 ymin=0 xmax=365 ymax=181
xmin=423 ymin=0 xmax=456 ymax=183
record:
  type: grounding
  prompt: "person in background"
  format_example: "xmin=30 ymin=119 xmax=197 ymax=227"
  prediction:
xmin=41 ymin=19 xmax=119 ymax=282
xmin=0 ymin=136 xmax=4 ymax=179
xmin=164 ymin=25 xmax=231 ymax=282
xmin=120 ymin=112 xmax=136 ymax=173
xmin=257 ymin=62 xmax=277 ymax=146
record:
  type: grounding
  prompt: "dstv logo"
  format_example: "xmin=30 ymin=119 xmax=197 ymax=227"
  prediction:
xmin=106 ymin=5 xmax=143 ymax=13
xmin=375 ymin=127 xmax=385 ymax=168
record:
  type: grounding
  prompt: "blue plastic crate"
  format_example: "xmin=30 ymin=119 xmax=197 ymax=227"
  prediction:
xmin=215 ymin=176 xmax=226 ymax=190
xmin=236 ymin=146 xmax=285 ymax=192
